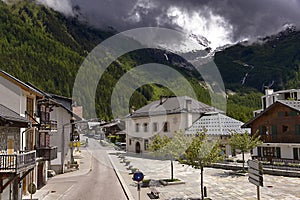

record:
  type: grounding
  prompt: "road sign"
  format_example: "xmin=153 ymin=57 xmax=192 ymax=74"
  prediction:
xmin=248 ymin=160 xmax=263 ymax=187
xmin=248 ymin=160 xmax=262 ymax=171
xmin=133 ymin=171 xmax=144 ymax=182
xmin=28 ymin=183 xmax=36 ymax=194
xmin=248 ymin=168 xmax=262 ymax=176
xmin=249 ymin=173 xmax=263 ymax=184
xmin=248 ymin=176 xmax=263 ymax=187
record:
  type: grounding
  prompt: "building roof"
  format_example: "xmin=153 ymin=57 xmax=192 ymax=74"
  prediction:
xmin=242 ymin=100 xmax=300 ymax=128
xmin=278 ymin=100 xmax=300 ymax=111
xmin=26 ymin=82 xmax=82 ymax=121
xmin=0 ymin=70 xmax=43 ymax=97
xmin=185 ymin=112 xmax=249 ymax=135
xmin=0 ymin=104 xmax=29 ymax=127
xmin=128 ymin=96 xmax=223 ymax=118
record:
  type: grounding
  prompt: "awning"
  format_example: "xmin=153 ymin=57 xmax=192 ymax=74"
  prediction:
xmin=0 ymin=104 xmax=29 ymax=127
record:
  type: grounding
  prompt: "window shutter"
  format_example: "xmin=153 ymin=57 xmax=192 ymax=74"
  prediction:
xmin=293 ymin=148 xmax=299 ymax=160
xmin=271 ymin=125 xmax=277 ymax=136
xmin=257 ymin=147 xmax=262 ymax=157
xmin=276 ymin=147 xmax=281 ymax=158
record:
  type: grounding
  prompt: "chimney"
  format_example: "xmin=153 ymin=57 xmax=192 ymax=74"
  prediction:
xmin=265 ymin=88 xmax=274 ymax=95
xmin=129 ymin=106 xmax=135 ymax=114
xmin=185 ymin=99 xmax=192 ymax=112
xmin=160 ymin=96 xmax=167 ymax=105
xmin=185 ymin=99 xmax=192 ymax=128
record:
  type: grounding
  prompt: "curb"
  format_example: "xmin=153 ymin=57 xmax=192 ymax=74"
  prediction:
xmin=108 ymin=154 xmax=135 ymax=200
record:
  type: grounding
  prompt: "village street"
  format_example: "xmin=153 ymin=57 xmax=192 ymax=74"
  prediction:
xmin=33 ymin=137 xmax=127 ymax=200
xmin=26 ymin=137 xmax=300 ymax=200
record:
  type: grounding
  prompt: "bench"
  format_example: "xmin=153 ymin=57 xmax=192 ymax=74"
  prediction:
xmin=150 ymin=187 xmax=159 ymax=199
xmin=130 ymin=168 xmax=138 ymax=174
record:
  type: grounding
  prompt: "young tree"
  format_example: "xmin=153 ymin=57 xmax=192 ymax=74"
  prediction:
xmin=181 ymin=133 xmax=224 ymax=200
xmin=148 ymin=134 xmax=171 ymax=152
xmin=229 ymin=130 xmax=262 ymax=171
xmin=148 ymin=131 xmax=192 ymax=180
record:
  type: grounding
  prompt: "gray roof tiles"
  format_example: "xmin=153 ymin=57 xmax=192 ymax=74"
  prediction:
xmin=0 ymin=104 xmax=29 ymax=124
xmin=129 ymin=96 xmax=223 ymax=118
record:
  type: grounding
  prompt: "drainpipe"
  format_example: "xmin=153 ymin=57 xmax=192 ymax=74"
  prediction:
xmin=21 ymin=126 xmax=32 ymax=152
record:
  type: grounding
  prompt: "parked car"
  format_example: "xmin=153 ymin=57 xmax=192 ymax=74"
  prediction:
xmin=94 ymin=135 xmax=101 ymax=140
xmin=115 ymin=142 xmax=126 ymax=151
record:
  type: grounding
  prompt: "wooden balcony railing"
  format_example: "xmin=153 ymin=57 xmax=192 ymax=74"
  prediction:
xmin=36 ymin=146 xmax=58 ymax=161
xmin=40 ymin=120 xmax=57 ymax=132
xmin=0 ymin=150 xmax=36 ymax=173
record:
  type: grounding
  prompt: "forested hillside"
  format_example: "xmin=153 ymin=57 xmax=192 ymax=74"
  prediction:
xmin=215 ymin=26 xmax=300 ymax=91
xmin=0 ymin=0 xmax=279 ymax=122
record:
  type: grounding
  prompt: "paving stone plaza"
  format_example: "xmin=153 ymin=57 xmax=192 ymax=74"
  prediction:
xmin=110 ymin=152 xmax=300 ymax=200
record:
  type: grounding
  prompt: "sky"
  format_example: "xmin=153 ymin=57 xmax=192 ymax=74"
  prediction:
xmin=36 ymin=0 xmax=300 ymax=50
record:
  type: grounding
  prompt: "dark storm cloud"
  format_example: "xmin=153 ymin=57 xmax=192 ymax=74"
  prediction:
xmin=38 ymin=0 xmax=300 ymax=46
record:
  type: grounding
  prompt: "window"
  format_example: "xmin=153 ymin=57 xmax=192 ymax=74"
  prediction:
xmin=143 ymin=123 xmax=148 ymax=132
xmin=163 ymin=122 xmax=169 ymax=132
xmin=258 ymin=125 xmax=266 ymax=135
xmin=289 ymin=111 xmax=298 ymax=116
xmin=135 ymin=123 xmax=139 ymax=132
xmin=153 ymin=122 xmax=158 ymax=132
xmin=129 ymin=139 xmax=132 ymax=145
xmin=144 ymin=139 xmax=149 ymax=150
xmin=278 ymin=111 xmax=284 ymax=117
xmin=26 ymin=97 xmax=34 ymax=121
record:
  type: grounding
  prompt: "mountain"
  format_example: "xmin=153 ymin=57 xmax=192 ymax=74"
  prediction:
xmin=214 ymin=25 xmax=300 ymax=92
xmin=0 ymin=0 xmax=284 ymax=122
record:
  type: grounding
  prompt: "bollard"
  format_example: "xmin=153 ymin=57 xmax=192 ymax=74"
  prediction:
xmin=204 ymin=186 xmax=207 ymax=197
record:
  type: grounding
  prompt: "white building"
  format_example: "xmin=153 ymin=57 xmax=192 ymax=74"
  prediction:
xmin=125 ymin=96 xmax=224 ymax=153
xmin=0 ymin=70 xmax=45 ymax=198
xmin=254 ymin=88 xmax=300 ymax=116
xmin=48 ymin=94 xmax=81 ymax=174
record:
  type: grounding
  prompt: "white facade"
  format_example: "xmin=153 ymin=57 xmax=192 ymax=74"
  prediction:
xmin=125 ymin=96 xmax=222 ymax=153
xmin=252 ymin=143 xmax=300 ymax=161
xmin=126 ymin=112 xmax=200 ymax=153
xmin=50 ymin=106 xmax=72 ymax=174
xmin=254 ymin=89 xmax=300 ymax=116
xmin=0 ymin=71 xmax=44 ymax=197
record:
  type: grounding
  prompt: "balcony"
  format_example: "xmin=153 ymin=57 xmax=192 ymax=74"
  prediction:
xmin=36 ymin=146 xmax=58 ymax=161
xmin=40 ymin=120 xmax=58 ymax=132
xmin=0 ymin=151 xmax=36 ymax=173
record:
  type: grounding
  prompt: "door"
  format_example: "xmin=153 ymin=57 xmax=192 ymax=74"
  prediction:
xmin=135 ymin=142 xmax=141 ymax=153
xmin=37 ymin=162 xmax=44 ymax=189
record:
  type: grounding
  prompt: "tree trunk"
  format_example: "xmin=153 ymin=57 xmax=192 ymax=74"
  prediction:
xmin=242 ymin=151 xmax=245 ymax=171
xmin=200 ymin=166 xmax=204 ymax=200
xmin=171 ymin=158 xmax=174 ymax=180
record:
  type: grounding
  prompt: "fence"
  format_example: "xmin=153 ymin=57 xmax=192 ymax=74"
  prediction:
xmin=0 ymin=150 xmax=36 ymax=172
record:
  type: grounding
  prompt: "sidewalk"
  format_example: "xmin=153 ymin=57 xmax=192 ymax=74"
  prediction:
xmin=108 ymin=151 xmax=151 ymax=200
xmin=22 ymin=149 xmax=92 ymax=200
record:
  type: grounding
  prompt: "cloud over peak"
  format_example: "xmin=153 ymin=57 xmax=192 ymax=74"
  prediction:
xmin=35 ymin=0 xmax=300 ymax=49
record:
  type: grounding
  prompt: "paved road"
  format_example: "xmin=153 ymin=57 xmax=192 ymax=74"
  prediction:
xmin=43 ymin=137 xmax=127 ymax=200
